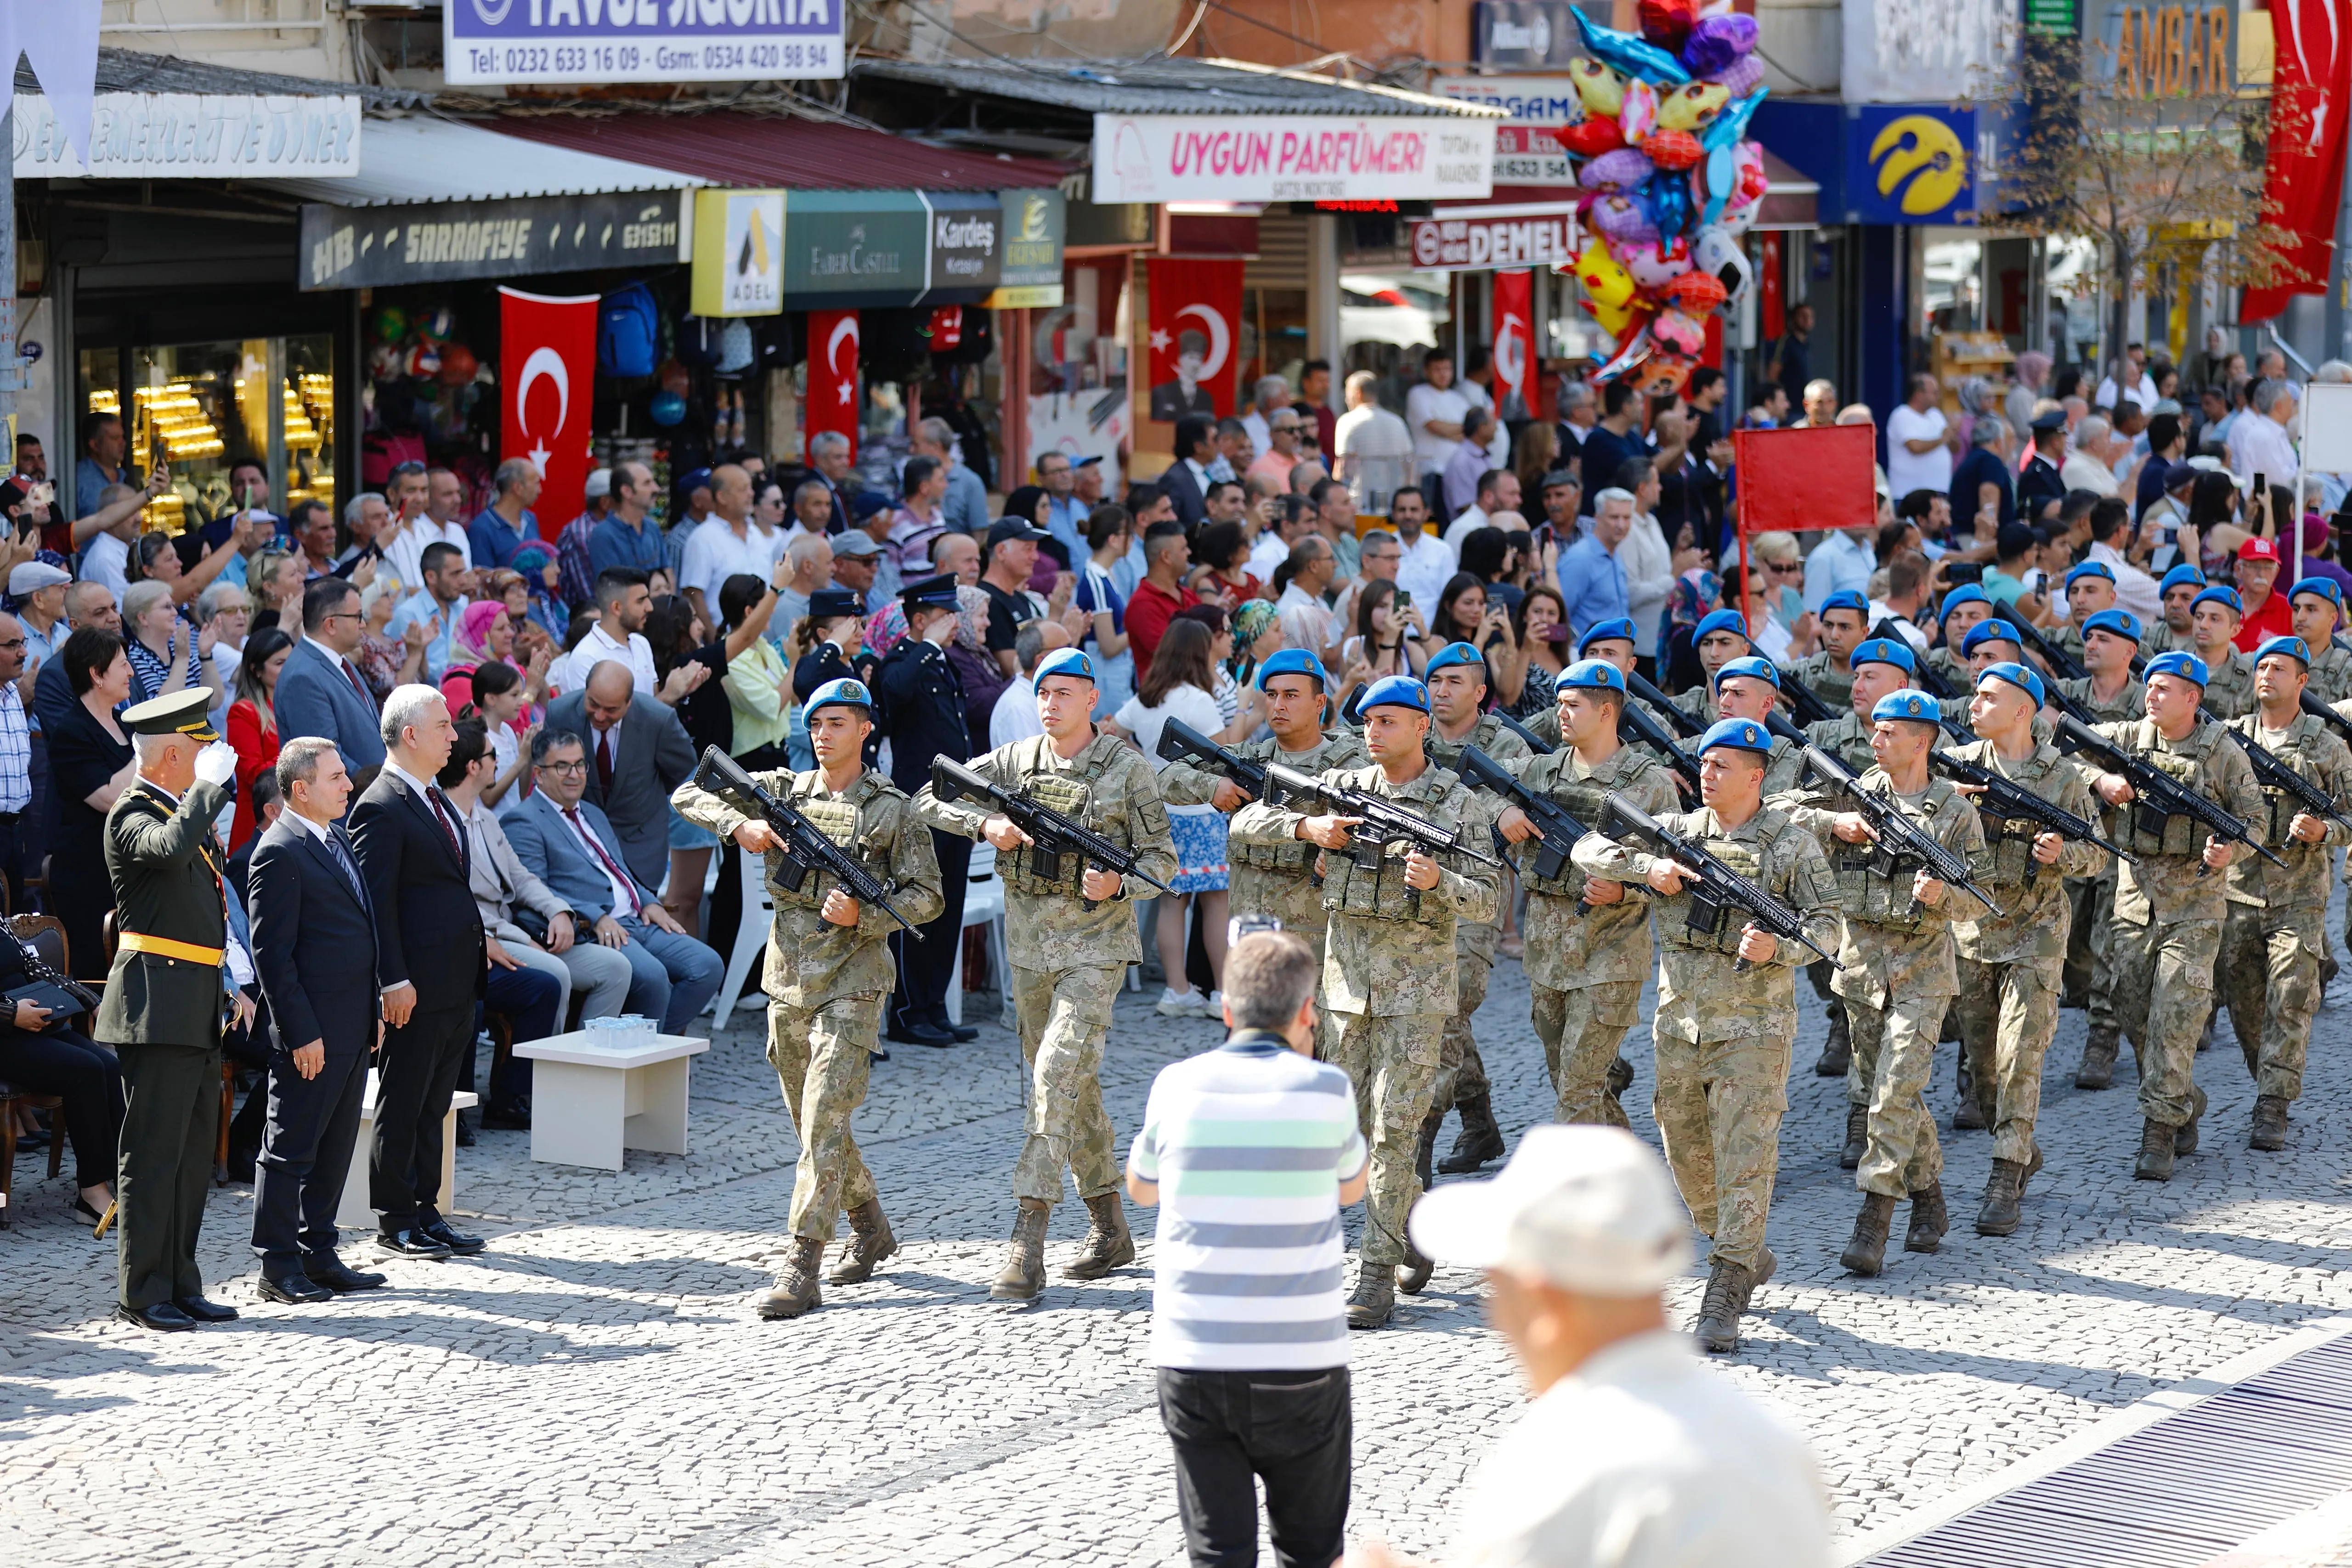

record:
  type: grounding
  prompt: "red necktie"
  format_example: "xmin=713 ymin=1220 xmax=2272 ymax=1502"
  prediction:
xmin=596 ymin=728 xmax=615 ymax=795
xmin=425 ymin=786 xmax=464 ymax=863
xmin=341 ymin=656 xmax=369 ymax=705
xmin=565 ymin=807 xmax=643 ymax=917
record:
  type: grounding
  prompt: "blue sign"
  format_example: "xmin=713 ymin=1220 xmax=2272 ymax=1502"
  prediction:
xmin=1848 ymin=105 xmax=1978 ymax=225
xmin=443 ymin=0 xmax=843 ymax=87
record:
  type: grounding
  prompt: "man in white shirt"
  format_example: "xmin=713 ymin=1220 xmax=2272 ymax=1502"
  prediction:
xmin=2083 ymin=495 xmax=2161 ymax=622
xmin=2060 ymin=414 xmax=2125 ymax=497
xmin=1405 ymin=348 xmax=1473 ymax=479
xmin=1802 ymin=527 xmax=1876 ymax=614
xmin=1359 ymin=1127 xmax=1831 ymax=1568
xmin=1884 ymin=373 xmax=1957 ymax=502
xmin=381 ymin=460 xmax=470 ymax=597
xmin=678 ymin=463 xmax=785 ymax=625
xmin=2094 ymin=346 xmax=2157 ymax=413
xmin=1390 ymin=489 xmax=1457 ymax=612
xmin=1866 ymin=554 xmax=1935 ymax=652
xmin=1334 ymin=369 xmax=1416 ymax=514
xmin=548 ymin=566 xmax=669 ymax=701
xmin=1444 ymin=468 xmax=1522 ymax=554
xmin=2232 ymin=379 xmax=2301 ymax=497
xmin=1240 ymin=373 xmax=1289 ymax=461
xmin=79 ymin=484 xmax=141 ymax=602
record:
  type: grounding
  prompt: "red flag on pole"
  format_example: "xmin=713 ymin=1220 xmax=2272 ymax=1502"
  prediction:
xmin=2241 ymin=0 xmax=2351 ymax=323
xmin=498 ymin=286 xmax=598 ymax=533
xmin=1492 ymin=268 xmax=1537 ymax=417
xmin=807 ymin=308 xmax=860 ymax=460
xmin=1145 ymin=258 xmax=1245 ymax=421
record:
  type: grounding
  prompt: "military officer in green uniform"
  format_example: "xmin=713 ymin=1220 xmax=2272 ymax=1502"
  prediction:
xmin=1670 ymin=609 xmax=1758 ymax=727
xmin=100 ymin=688 xmax=245 ymax=1332
xmin=1710 ymin=657 xmax=1807 ymax=795
xmin=2058 ymin=608 xmax=2148 ymax=1084
xmin=2287 ymin=578 xmax=2352 ymax=706
xmin=2186 ymin=585 xmax=2259 ymax=719
xmin=2138 ymin=564 xmax=2203 ymax=659
xmin=1924 ymin=585 xmax=1994 ymax=695
xmin=1779 ymin=590 xmax=1870 ymax=716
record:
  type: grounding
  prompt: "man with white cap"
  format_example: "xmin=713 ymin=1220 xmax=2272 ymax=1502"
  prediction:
xmin=1345 ymin=1126 xmax=1831 ymax=1568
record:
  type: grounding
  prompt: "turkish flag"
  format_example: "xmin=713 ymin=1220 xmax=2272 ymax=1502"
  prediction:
xmin=499 ymin=287 xmax=599 ymax=531
xmin=2242 ymin=0 xmax=2351 ymax=322
xmin=1492 ymin=269 xmax=1536 ymax=419
xmin=1146 ymin=258 xmax=1244 ymax=422
xmin=808 ymin=308 xmax=860 ymax=460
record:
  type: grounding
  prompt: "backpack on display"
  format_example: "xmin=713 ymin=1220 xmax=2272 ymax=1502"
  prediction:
xmin=600 ymin=283 xmax=661 ymax=378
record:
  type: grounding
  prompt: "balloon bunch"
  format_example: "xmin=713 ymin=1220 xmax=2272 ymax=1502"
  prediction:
xmin=1555 ymin=1 xmax=1768 ymax=395
xmin=367 ymin=303 xmax=485 ymax=390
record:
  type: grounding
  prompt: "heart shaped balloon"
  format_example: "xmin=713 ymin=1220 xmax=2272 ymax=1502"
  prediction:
xmin=1556 ymin=117 xmax=1627 ymax=158
xmin=1637 ymin=0 xmax=1696 ymax=50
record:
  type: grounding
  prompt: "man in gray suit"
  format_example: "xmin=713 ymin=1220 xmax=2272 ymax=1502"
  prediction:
xmin=272 ymin=578 xmax=389 ymax=782
xmin=543 ymin=660 xmax=696 ymax=893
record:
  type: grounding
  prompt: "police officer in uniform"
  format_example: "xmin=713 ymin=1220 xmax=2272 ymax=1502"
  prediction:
xmin=875 ymin=574 xmax=974 ymax=1048
xmin=100 ymin=688 xmax=245 ymax=1331
xmin=792 ymin=588 xmax=881 ymax=703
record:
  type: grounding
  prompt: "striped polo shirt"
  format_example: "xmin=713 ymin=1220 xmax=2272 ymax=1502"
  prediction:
xmin=1131 ymin=1032 xmax=1368 ymax=1371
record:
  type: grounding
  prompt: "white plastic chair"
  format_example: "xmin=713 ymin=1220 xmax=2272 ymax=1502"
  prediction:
xmin=945 ymin=842 xmax=1009 ymax=1026
xmin=712 ymin=846 xmax=775 ymax=1030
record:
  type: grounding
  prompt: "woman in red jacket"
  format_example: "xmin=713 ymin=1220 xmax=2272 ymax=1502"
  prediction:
xmin=225 ymin=626 xmax=293 ymax=850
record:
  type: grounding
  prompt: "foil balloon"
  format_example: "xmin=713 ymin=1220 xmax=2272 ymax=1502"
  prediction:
xmin=1630 ymin=351 xmax=1696 ymax=397
xmin=1641 ymin=128 xmax=1703 ymax=170
xmin=1568 ymin=3 xmax=1691 ymax=85
xmin=368 ymin=342 xmax=405 ymax=384
xmin=1661 ymin=269 xmax=1728 ymax=314
xmin=1690 ymin=226 xmax=1754 ymax=307
xmin=1581 ymin=147 xmax=1656 ymax=192
xmin=1573 ymin=239 xmax=1640 ymax=313
xmin=1680 ymin=13 xmax=1757 ymax=76
xmin=1657 ymin=79 xmax=1730 ymax=131
xmin=438 ymin=344 xmax=480 ymax=386
xmin=1590 ymin=322 xmax=1657 ymax=386
xmin=1651 ymin=309 xmax=1708 ymax=357
xmin=1708 ymin=53 xmax=1765 ymax=98
xmin=1700 ymin=84 xmax=1765 ymax=153
xmin=1717 ymin=191 xmax=1765 ymax=237
xmin=1619 ymin=78 xmax=1660 ymax=141
xmin=1637 ymin=0 xmax=1696 ymax=50
xmin=1556 ymin=117 xmax=1626 ymax=157
xmin=1590 ymin=192 xmax=1661 ymax=247
xmin=1617 ymin=237 xmax=1693 ymax=289
xmin=1645 ymin=170 xmax=1693 ymax=238
xmin=1570 ymin=57 xmax=1625 ymax=117
xmin=1588 ymin=294 xmax=1640 ymax=337
xmin=406 ymin=344 xmax=441 ymax=380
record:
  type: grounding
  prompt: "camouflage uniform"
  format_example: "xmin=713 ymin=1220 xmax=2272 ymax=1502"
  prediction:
xmin=1572 ymin=805 xmax=1840 ymax=1272
xmin=1753 ymin=733 xmax=1809 ymax=796
xmin=1785 ymin=774 xmax=1991 ymax=1198
xmin=2098 ymin=716 xmax=2266 ymax=1127
xmin=673 ymin=766 xmax=944 ymax=1242
xmin=2138 ymin=619 xmax=2196 ymax=659
xmin=1425 ymin=713 xmax=1532 ymax=1112
xmin=2196 ymin=645 xmax=2258 ymax=720
xmin=916 ymin=733 xmax=1177 ymax=1208
xmin=1780 ymin=649 xmax=1856 ymax=715
xmin=1167 ymin=729 xmax=1366 ymax=949
xmin=2216 ymin=713 xmax=2352 ymax=1104
xmin=1803 ymin=711 xmax=1880 ymax=774
xmin=1671 ymin=683 xmax=1723 ymax=728
xmin=2057 ymin=673 xmax=2146 ymax=1031
xmin=1924 ymin=644 xmax=1970 ymax=697
xmin=1505 ymin=745 xmax=1677 ymax=1127
xmin=1943 ymin=740 xmax=2107 ymax=1164
xmin=1244 ymin=760 xmax=1498 ymax=1267
xmin=2043 ymin=620 xmax=2087 ymax=674
xmin=2302 ymin=640 xmax=2352 ymax=707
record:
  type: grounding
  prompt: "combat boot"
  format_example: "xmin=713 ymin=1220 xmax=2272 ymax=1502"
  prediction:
xmin=1693 ymin=1258 xmax=1754 ymax=1353
xmin=1815 ymin=1004 xmax=1851 ymax=1076
xmin=1904 ymin=1182 xmax=1948 ymax=1254
xmin=1414 ymin=1108 xmax=1441 ymax=1195
xmin=1976 ymin=1158 xmax=2026 ymax=1236
xmin=2021 ymin=1140 xmax=2045 ymax=1192
xmin=1840 ymin=1190 xmax=1898 ymax=1276
xmin=1061 ymin=1191 xmax=1136 ymax=1280
xmin=827 ymin=1199 xmax=897 ymax=1285
xmin=1606 ymin=1053 xmax=1635 ymax=1099
xmin=2133 ymin=1118 xmax=2176 ymax=1181
xmin=1952 ymin=1049 xmax=1986 ymax=1131
xmin=2075 ymin=1025 xmax=2119 ymax=1089
xmin=1396 ymin=1239 xmax=1435 ymax=1296
xmin=1346 ymin=1263 xmax=1395 ymax=1329
xmin=2174 ymin=1083 xmax=2207 ymax=1155
xmin=1838 ymin=1105 xmax=1869 ymax=1170
xmin=990 ymin=1199 xmax=1049 ymax=1301
xmin=1436 ymin=1092 xmax=1506 ymax=1174
xmin=756 ymin=1236 xmax=825 ymax=1320
xmin=2250 ymin=1094 xmax=2290 ymax=1151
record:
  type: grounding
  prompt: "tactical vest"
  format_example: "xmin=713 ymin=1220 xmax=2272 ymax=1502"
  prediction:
xmin=1321 ymin=837 xmax=1437 ymax=923
xmin=1831 ymin=785 xmax=1949 ymax=932
xmin=1976 ymin=811 xmax=2043 ymax=888
xmin=767 ymin=790 xmax=874 ymax=913
xmin=2246 ymin=733 xmax=2318 ymax=850
xmin=1658 ymin=832 xmax=1768 ymax=959
xmin=2119 ymin=723 xmax=2213 ymax=859
xmin=1002 ymin=752 xmax=1111 ymax=897
xmin=1517 ymin=763 xmax=1611 ymax=898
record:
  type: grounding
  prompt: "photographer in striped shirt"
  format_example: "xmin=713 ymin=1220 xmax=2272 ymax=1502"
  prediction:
xmin=1129 ymin=927 xmax=1369 ymax=1568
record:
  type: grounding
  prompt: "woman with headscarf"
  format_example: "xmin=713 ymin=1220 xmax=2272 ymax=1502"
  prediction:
xmin=1658 ymin=565 xmax=1721 ymax=694
xmin=441 ymin=597 xmax=548 ymax=715
xmin=1954 ymin=374 xmax=1994 ymax=450
xmin=2007 ymin=351 xmax=2051 ymax=446
xmin=508 ymin=541 xmax=570 ymax=642
xmin=1229 ymin=597 xmax=1283 ymax=690
xmin=947 ymin=582 xmax=1010 ymax=740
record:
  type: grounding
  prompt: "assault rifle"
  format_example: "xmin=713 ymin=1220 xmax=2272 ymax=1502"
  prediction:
xmin=1595 ymin=792 xmax=1841 ymax=971
xmin=692 ymin=747 xmax=925 ymax=937
xmin=1618 ymin=698 xmax=1702 ymax=791
xmin=2052 ymin=716 xmax=2288 ymax=873
xmin=1492 ymin=708 xmax=1555 ymax=755
xmin=1623 ymin=668 xmax=1706 ymax=738
xmin=2009 ymin=614 xmax=2090 ymax=684
xmin=1154 ymin=717 xmax=1268 ymax=801
xmin=2116 ymin=652 xmax=2352 ymax=835
xmin=1928 ymin=748 xmax=2134 ymax=883
xmin=929 ymin=756 xmax=1173 ymax=909
xmin=1262 ymin=761 xmax=1502 ymax=873
xmin=1776 ymin=668 xmax=1843 ymax=727
xmin=1456 ymin=744 xmax=1588 ymax=887
xmin=1800 ymin=745 xmax=2007 ymax=918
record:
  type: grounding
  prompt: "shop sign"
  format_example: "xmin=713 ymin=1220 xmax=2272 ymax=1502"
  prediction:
xmin=1091 ymin=114 xmax=1495 ymax=204
xmin=1470 ymin=1 xmax=1583 ymax=68
xmin=926 ymin=192 xmax=1001 ymax=296
xmin=1405 ymin=207 xmax=1578 ymax=271
xmin=1847 ymin=104 xmax=1978 ymax=223
xmin=1842 ymin=0 xmax=2013 ymax=104
xmin=443 ymin=0 xmax=843 ymax=86
xmin=2097 ymin=1 xmax=2234 ymax=97
xmin=13 ymin=91 xmax=362 ymax=180
xmin=690 ymin=189 xmax=785 ymax=317
xmin=784 ymin=190 xmax=928 ymax=301
xmin=297 ymin=190 xmax=691 ymax=291
xmin=1435 ymin=77 xmax=1581 ymax=186
xmin=990 ymin=188 xmax=1066 ymax=309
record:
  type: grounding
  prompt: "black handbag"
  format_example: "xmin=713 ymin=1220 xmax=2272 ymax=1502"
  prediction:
xmin=4 ymin=980 xmax=87 ymax=1022
xmin=511 ymin=908 xmax=552 ymax=945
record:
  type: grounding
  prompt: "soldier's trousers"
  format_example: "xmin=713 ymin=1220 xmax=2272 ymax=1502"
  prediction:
xmin=2066 ymin=868 xmax=2120 ymax=1029
xmin=1009 ymin=963 xmax=1124 ymax=1207
xmin=769 ymin=993 xmax=882 ymax=1243
xmin=2217 ymin=901 xmax=2323 ymax=1103
xmin=1652 ymin=1025 xmax=1791 ymax=1273
xmin=1532 ymin=980 xmax=1640 ymax=1128
xmin=2114 ymin=914 xmax=2222 ymax=1127
xmin=1329 ymin=1009 xmax=1445 ymax=1267
xmin=115 ymin=1038 xmax=222 ymax=1312
xmin=1952 ymin=956 xmax=2061 ymax=1166
xmin=1847 ymin=992 xmax=1948 ymax=1198
xmin=1436 ymin=950 xmax=1493 ymax=1111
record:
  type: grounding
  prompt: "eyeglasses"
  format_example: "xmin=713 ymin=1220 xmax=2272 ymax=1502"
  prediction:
xmin=320 ymin=610 xmax=362 ymax=624
xmin=0 ymin=638 xmax=24 ymax=651
xmin=538 ymin=758 xmax=588 ymax=774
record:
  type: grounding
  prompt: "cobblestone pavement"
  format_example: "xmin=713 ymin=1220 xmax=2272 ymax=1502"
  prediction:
xmin=5 ymin=901 xmax=2351 ymax=1567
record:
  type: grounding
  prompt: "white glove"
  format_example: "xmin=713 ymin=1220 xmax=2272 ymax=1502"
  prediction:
xmin=194 ymin=739 xmax=238 ymax=787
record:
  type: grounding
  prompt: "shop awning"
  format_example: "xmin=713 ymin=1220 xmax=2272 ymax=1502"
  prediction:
xmin=1756 ymin=149 xmax=1819 ymax=232
xmin=489 ymin=113 xmax=1067 ymax=193
xmin=266 ymin=115 xmax=708 ymax=207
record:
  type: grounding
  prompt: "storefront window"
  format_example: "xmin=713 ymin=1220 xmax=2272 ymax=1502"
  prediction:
xmin=1340 ymin=270 xmax=1453 ymax=414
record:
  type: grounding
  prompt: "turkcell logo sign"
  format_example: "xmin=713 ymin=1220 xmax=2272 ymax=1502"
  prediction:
xmin=1848 ymin=105 xmax=1977 ymax=222
xmin=444 ymin=0 xmax=845 ymax=86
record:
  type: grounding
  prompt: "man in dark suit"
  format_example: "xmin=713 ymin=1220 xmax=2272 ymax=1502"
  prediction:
xmin=1158 ymin=417 xmax=1214 ymax=530
xmin=246 ymin=736 xmax=389 ymax=1303
xmin=545 ymin=660 xmax=698 ymax=892
xmin=273 ymin=576 xmax=389 ymax=783
xmin=873 ymin=574 xmax=974 ymax=1048
xmin=2017 ymin=407 xmax=2070 ymax=520
xmin=351 ymin=682 xmax=486 ymax=1261
xmin=1149 ymin=330 xmax=1218 ymax=423
xmin=98 ymin=688 xmax=243 ymax=1332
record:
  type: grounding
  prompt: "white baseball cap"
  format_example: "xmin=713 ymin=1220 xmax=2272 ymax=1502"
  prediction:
xmin=1408 ymin=1125 xmax=1690 ymax=1296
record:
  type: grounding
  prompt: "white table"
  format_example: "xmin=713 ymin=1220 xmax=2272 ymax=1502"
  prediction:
xmin=511 ymin=1031 xmax=709 ymax=1172
xmin=337 ymin=1072 xmax=478 ymax=1231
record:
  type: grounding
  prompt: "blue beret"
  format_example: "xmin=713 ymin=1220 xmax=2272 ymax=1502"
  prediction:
xmin=1820 ymin=589 xmax=1870 ymax=618
xmin=2191 ymin=585 xmax=2243 ymax=616
xmin=1359 ymin=674 xmax=1430 ymax=714
xmin=2144 ymin=649 xmax=2210 ymax=686
xmin=2065 ymin=561 xmax=2116 ymax=589
xmin=1697 ymin=716 xmax=1773 ymax=756
xmin=1714 ymin=655 xmax=1780 ymax=690
xmin=805 ymin=677 xmax=874 ymax=716
xmin=1425 ymin=641 xmax=1488 ymax=675
xmin=1693 ymin=608 xmax=1750 ymax=644
xmin=1872 ymin=690 xmax=1941 ymax=725
xmin=1962 ymin=618 xmax=2022 ymax=655
xmin=1977 ymin=661 xmax=2046 ymax=708
xmin=1255 ymin=648 xmax=1330 ymax=690
xmin=1938 ymin=584 xmax=1990 ymax=621
xmin=2256 ymin=634 xmax=2313 ymax=667
xmin=1560 ymin=658 xmax=1628 ymax=694
xmin=1577 ymin=616 xmax=1639 ymax=654
xmin=2082 ymin=607 xmax=2142 ymax=643
xmin=1034 ymin=647 xmax=1097 ymax=686
xmin=1849 ymin=636 xmax=1916 ymax=673
xmin=2290 ymin=576 xmax=2345 ymax=611
xmin=2159 ymin=563 xmax=2207 ymax=594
